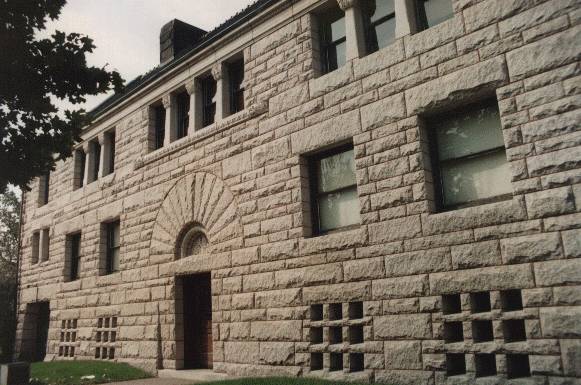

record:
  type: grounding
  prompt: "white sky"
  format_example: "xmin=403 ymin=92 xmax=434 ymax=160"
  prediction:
xmin=43 ymin=0 xmax=256 ymax=111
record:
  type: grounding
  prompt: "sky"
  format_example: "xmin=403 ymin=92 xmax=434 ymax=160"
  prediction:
xmin=43 ymin=0 xmax=256 ymax=111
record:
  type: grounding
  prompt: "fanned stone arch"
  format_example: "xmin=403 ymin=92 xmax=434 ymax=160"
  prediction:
xmin=149 ymin=172 xmax=243 ymax=262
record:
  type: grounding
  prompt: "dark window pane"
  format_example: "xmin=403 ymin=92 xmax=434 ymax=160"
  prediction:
xmin=202 ymin=75 xmax=217 ymax=127
xmin=418 ymin=0 xmax=454 ymax=30
xmin=108 ymin=131 xmax=116 ymax=174
xmin=69 ymin=233 xmax=81 ymax=281
xmin=93 ymin=141 xmax=101 ymax=181
xmin=320 ymin=7 xmax=346 ymax=74
xmin=229 ymin=59 xmax=245 ymax=114
xmin=106 ymin=221 xmax=120 ymax=274
xmin=79 ymin=151 xmax=86 ymax=187
xmin=42 ymin=173 xmax=50 ymax=204
xmin=154 ymin=105 xmax=166 ymax=149
xmin=176 ymin=91 xmax=190 ymax=139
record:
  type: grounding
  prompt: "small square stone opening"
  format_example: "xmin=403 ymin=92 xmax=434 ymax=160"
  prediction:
xmin=500 ymin=289 xmax=523 ymax=311
xmin=330 ymin=352 xmax=343 ymax=371
xmin=311 ymin=353 xmax=323 ymax=370
xmin=442 ymin=294 xmax=461 ymax=315
xmin=472 ymin=320 xmax=494 ymax=342
xmin=311 ymin=327 xmax=323 ymax=344
xmin=446 ymin=353 xmax=466 ymax=376
xmin=503 ymin=319 xmax=526 ymax=342
xmin=310 ymin=304 xmax=323 ymax=321
xmin=329 ymin=303 xmax=342 ymax=320
xmin=348 ymin=302 xmax=363 ymax=319
xmin=329 ymin=326 xmax=343 ymax=344
xmin=444 ymin=322 xmax=464 ymax=343
xmin=507 ymin=354 xmax=530 ymax=379
xmin=349 ymin=325 xmax=363 ymax=344
xmin=470 ymin=292 xmax=491 ymax=313
xmin=475 ymin=353 xmax=497 ymax=377
xmin=349 ymin=353 xmax=364 ymax=372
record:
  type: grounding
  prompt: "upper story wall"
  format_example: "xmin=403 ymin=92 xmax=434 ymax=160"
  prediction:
xmin=19 ymin=0 xmax=581 ymax=290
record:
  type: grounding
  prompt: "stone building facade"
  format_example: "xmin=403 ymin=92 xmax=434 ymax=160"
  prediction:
xmin=15 ymin=0 xmax=581 ymax=383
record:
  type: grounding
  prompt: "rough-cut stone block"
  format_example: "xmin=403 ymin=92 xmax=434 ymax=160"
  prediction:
xmin=384 ymin=341 xmax=422 ymax=369
xmin=527 ymin=146 xmax=581 ymax=177
xmin=269 ymin=84 xmax=309 ymax=116
xmin=404 ymin=17 xmax=464 ymax=57
xmin=430 ymin=264 xmax=535 ymax=294
xmin=561 ymin=339 xmax=581 ymax=377
xmin=291 ymin=109 xmax=360 ymax=154
xmin=251 ymin=138 xmax=290 ymax=168
xmin=525 ymin=186 xmax=576 ymax=218
xmin=451 ymin=240 xmax=502 ymax=268
xmin=384 ymin=249 xmax=450 ymax=277
xmin=540 ymin=307 xmax=581 ymax=338
xmin=354 ymin=41 xmax=405 ymax=79
xmin=259 ymin=342 xmax=295 ymax=365
xmin=275 ymin=263 xmax=343 ymax=287
xmin=309 ymin=62 xmax=353 ymax=98
xmin=250 ymin=320 xmax=302 ymax=341
xmin=464 ymin=0 xmax=538 ymax=33
xmin=372 ymin=275 xmax=428 ymax=300
xmin=224 ymin=341 xmax=259 ymax=364
xmin=535 ymin=259 xmax=581 ymax=286
xmin=303 ymin=281 xmax=371 ymax=304
xmin=563 ymin=229 xmax=581 ymax=258
xmin=507 ymin=25 xmax=581 ymax=80
xmin=375 ymin=369 xmax=433 ymax=385
xmin=222 ymin=151 xmax=252 ymax=179
xmin=374 ymin=314 xmax=432 ymax=339
xmin=344 ymin=257 xmax=385 ymax=281
xmin=251 ymin=20 xmax=300 ymax=58
xmin=368 ymin=216 xmax=422 ymax=244
xmin=299 ymin=227 xmax=366 ymax=255
xmin=255 ymin=288 xmax=302 ymax=308
xmin=500 ymin=232 xmax=563 ymax=263
xmin=405 ymin=56 xmax=508 ymax=115
xmin=360 ymin=93 xmax=406 ymax=131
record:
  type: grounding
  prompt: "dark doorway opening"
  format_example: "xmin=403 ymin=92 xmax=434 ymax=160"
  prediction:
xmin=20 ymin=302 xmax=50 ymax=362
xmin=178 ymin=273 xmax=212 ymax=369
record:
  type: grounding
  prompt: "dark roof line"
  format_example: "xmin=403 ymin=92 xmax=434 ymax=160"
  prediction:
xmin=89 ymin=0 xmax=284 ymax=121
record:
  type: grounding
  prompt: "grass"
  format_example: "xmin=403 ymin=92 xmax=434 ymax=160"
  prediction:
xmin=30 ymin=361 xmax=152 ymax=385
xmin=194 ymin=379 xmax=369 ymax=385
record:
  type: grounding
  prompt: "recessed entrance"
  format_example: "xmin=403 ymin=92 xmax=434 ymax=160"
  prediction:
xmin=177 ymin=273 xmax=213 ymax=369
xmin=20 ymin=302 xmax=50 ymax=362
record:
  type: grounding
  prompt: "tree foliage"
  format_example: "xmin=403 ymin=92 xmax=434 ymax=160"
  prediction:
xmin=0 ymin=190 xmax=21 ymax=263
xmin=0 ymin=0 xmax=124 ymax=193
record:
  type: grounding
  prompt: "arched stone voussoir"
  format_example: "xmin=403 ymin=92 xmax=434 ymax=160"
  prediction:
xmin=149 ymin=172 xmax=243 ymax=260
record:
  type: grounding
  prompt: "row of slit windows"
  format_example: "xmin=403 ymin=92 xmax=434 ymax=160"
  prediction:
xmin=32 ymin=220 xmax=120 ymax=280
xmin=319 ymin=0 xmax=454 ymax=74
xmin=149 ymin=57 xmax=245 ymax=152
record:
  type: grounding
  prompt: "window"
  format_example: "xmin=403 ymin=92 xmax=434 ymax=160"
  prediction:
xmin=73 ymin=149 xmax=86 ymax=190
xmin=38 ymin=172 xmax=50 ymax=206
xmin=40 ymin=228 xmax=50 ymax=262
xmin=154 ymin=104 xmax=166 ymax=150
xmin=309 ymin=145 xmax=360 ymax=234
xmin=104 ymin=130 xmax=116 ymax=176
xmin=364 ymin=0 xmax=396 ymax=54
xmin=31 ymin=231 xmax=40 ymax=264
xmin=66 ymin=233 xmax=81 ymax=281
xmin=428 ymin=100 xmax=512 ymax=210
xmin=105 ymin=220 xmax=120 ymax=274
xmin=201 ymin=75 xmax=217 ymax=127
xmin=416 ymin=0 xmax=454 ymax=30
xmin=320 ymin=6 xmax=346 ymax=74
xmin=176 ymin=90 xmax=190 ymax=139
xmin=228 ymin=58 xmax=245 ymax=114
xmin=89 ymin=140 xmax=101 ymax=183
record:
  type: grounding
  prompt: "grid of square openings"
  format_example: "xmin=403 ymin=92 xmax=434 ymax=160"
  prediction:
xmin=441 ymin=290 xmax=530 ymax=379
xmin=309 ymin=302 xmax=365 ymax=373
xmin=95 ymin=316 xmax=118 ymax=360
xmin=59 ymin=319 xmax=78 ymax=358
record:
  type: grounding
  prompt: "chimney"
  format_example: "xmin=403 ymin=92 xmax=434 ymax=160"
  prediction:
xmin=160 ymin=19 xmax=206 ymax=64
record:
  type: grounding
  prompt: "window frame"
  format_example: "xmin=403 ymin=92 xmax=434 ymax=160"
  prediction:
xmin=106 ymin=130 xmax=116 ymax=175
xmin=39 ymin=172 xmax=50 ymax=206
xmin=308 ymin=143 xmax=360 ymax=236
xmin=364 ymin=0 xmax=396 ymax=54
xmin=68 ymin=232 xmax=82 ymax=281
xmin=415 ymin=0 xmax=454 ymax=31
xmin=153 ymin=104 xmax=166 ymax=150
xmin=228 ymin=58 xmax=245 ymax=115
xmin=201 ymin=75 xmax=217 ymax=127
xmin=105 ymin=220 xmax=120 ymax=275
xmin=175 ymin=90 xmax=190 ymax=139
xmin=320 ymin=9 xmax=346 ymax=74
xmin=427 ymin=99 xmax=513 ymax=211
xmin=92 ymin=140 xmax=101 ymax=183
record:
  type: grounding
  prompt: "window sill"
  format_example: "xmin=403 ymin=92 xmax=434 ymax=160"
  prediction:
xmin=136 ymin=102 xmax=267 ymax=170
xmin=300 ymin=226 xmax=366 ymax=255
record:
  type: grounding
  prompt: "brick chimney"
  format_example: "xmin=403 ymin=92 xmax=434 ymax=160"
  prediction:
xmin=160 ymin=19 xmax=206 ymax=64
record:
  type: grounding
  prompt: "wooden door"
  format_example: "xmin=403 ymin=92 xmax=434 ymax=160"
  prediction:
xmin=183 ymin=273 xmax=212 ymax=369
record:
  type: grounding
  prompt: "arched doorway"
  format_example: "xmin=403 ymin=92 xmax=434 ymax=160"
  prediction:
xmin=175 ymin=226 xmax=212 ymax=369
